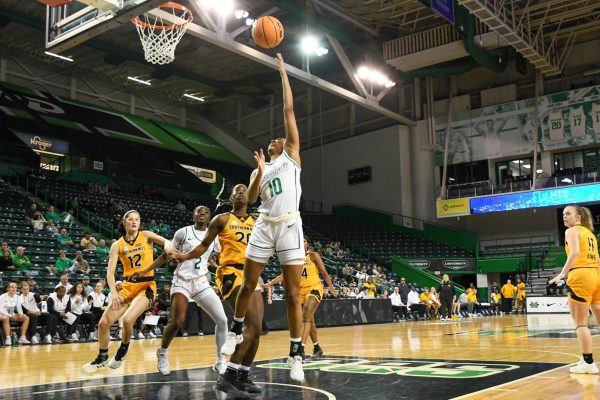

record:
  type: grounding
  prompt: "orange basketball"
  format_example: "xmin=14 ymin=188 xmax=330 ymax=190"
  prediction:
xmin=252 ymin=16 xmax=284 ymax=49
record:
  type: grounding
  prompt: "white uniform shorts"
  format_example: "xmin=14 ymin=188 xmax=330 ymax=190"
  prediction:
xmin=246 ymin=214 xmax=305 ymax=265
xmin=171 ymin=275 xmax=213 ymax=303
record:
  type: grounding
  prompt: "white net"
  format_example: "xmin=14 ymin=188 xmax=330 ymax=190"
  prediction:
xmin=132 ymin=2 xmax=192 ymax=65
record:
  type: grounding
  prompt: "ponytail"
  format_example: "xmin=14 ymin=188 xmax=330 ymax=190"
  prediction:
xmin=580 ymin=206 xmax=594 ymax=232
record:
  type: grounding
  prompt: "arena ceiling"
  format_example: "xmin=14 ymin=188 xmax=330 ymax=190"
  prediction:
xmin=1 ymin=1 xmax=600 ymax=112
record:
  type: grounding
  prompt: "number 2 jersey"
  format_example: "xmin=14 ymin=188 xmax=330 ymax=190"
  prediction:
xmin=118 ymin=231 xmax=154 ymax=279
xmin=171 ymin=226 xmax=219 ymax=280
xmin=566 ymin=225 xmax=599 ymax=269
xmin=258 ymin=150 xmax=302 ymax=218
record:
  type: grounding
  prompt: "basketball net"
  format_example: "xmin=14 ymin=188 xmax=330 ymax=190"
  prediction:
xmin=131 ymin=2 xmax=192 ymax=65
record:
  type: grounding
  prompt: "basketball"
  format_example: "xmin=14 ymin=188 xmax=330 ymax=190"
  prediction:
xmin=252 ymin=16 xmax=284 ymax=49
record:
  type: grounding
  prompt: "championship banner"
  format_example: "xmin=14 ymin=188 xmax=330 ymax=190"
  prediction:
xmin=406 ymin=259 xmax=475 ymax=272
xmin=13 ymin=130 xmax=69 ymax=156
xmin=437 ymin=197 xmax=471 ymax=217
xmin=178 ymin=163 xmax=217 ymax=183
xmin=435 ymin=84 xmax=600 ymax=166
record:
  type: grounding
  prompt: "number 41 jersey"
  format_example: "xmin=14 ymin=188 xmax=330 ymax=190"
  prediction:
xmin=118 ymin=232 xmax=154 ymax=279
xmin=258 ymin=150 xmax=302 ymax=218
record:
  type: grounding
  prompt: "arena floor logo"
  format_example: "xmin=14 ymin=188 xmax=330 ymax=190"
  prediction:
xmin=257 ymin=357 xmax=519 ymax=379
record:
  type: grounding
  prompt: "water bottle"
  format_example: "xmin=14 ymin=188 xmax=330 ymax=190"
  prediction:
xmin=11 ymin=332 xmax=17 ymax=346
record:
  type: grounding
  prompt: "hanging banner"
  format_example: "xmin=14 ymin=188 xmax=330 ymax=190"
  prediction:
xmin=178 ymin=163 xmax=217 ymax=183
xmin=437 ymin=197 xmax=471 ymax=217
xmin=435 ymin=85 xmax=600 ymax=166
xmin=13 ymin=130 xmax=69 ymax=156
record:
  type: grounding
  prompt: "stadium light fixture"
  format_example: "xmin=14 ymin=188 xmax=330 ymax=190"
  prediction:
xmin=184 ymin=93 xmax=205 ymax=101
xmin=245 ymin=18 xmax=255 ymax=26
xmin=44 ymin=51 xmax=74 ymax=62
xmin=523 ymin=164 xmax=531 ymax=169
xmin=536 ymin=169 xmax=543 ymax=173
xmin=127 ymin=76 xmax=152 ymax=86
xmin=357 ymin=65 xmax=395 ymax=87
xmin=234 ymin=9 xmax=249 ymax=19
xmin=315 ymin=47 xmax=328 ymax=56
xmin=214 ymin=0 xmax=234 ymax=16
xmin=301 ymin=36 xmax=319 ymax=54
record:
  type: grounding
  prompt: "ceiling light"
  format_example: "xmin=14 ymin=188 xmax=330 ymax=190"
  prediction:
xmin=536 ymin=169 xmax=543 ymax=173
xmin=357 ymin=66 xmax=370 ymax=79
xmin=184 ymin=93 xmax=205 ymax=101
xmin=523 ymin=164 xmax=531 ymax=169
xmin=315 ymin=47 xmax=328 ymax=56
xmin=384 ymin=81 xmax=396 ymax=88
xmin=561 ymin=178 xmax=572 ymax=184
xmin=44 ymin=51 xmax=73 ymax=62
xmin=214 ymin=0 xmax=233 ymax=16
xmin=512 ymin=160 xmax=523 ymax=164
xmin=127 ymin=76 xmax=151 ymax=86
xmin=301 ymin=36 xmax=319 ymax=54
xmin=245 ymin=17 xmax=255 ymax=26
xmin=234 ymin=9 xmax=248 ymax=19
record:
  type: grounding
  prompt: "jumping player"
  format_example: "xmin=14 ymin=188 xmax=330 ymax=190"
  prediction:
xmin=83 ymin=210 xmax=171 ymax=372
xmin=229 ymin=53 xmax=306 ymax=382
xmin=264 ymin=236 xmax=335 ymax=359
xmin=550 ymin=205 xmax=600 ymax=374
xmin=131 ymin=206 xmax=229 ymax=376
xmin=173 ymin=184 xmax=263 ymax=396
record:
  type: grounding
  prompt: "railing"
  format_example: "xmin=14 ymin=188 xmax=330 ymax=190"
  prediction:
xmin=479 ymin=234 xmax=555 ymax=254
xmin=446 ymin=172 xmax=600 ymax=199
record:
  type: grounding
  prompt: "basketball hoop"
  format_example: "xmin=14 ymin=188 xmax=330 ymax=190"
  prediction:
xmin=131 ymin=2 xmax=192 ymax=65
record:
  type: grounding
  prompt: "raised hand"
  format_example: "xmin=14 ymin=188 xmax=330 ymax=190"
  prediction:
xmin=275 ymin=53 xmax=286 ymax=75
xmin=254 ymin=148 xmax=266 ymax=174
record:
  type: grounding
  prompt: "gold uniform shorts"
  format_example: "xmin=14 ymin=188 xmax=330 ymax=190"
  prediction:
xmin=299 ymin=283 xmax=324 ymax=306
xmin=567 ymin=267 xmax=600 ymax=305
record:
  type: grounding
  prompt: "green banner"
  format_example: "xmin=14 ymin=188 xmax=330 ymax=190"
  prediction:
xmin=435 ymin=85 xmax=600 ymax=165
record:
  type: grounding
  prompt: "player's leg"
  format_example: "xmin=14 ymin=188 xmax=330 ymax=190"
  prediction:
xmin=218 ymin=289 xmax=264 ymax=396
xmin=156 ymin=292 xmax=189 ymax=375
xmin=230 ymin=258 xmax=265 ymax=343
xmin=108 ymin=293 xmax=153 ymax=369
xmin=281 ymin=261 xmax=304 ymax=380
xmin=194 ymin=286 xmax=229 ymax=373
xmin=302 ymin=295 xmax=323 ymax=357
xmin=83 ymin=302 xmax=129 ymax=372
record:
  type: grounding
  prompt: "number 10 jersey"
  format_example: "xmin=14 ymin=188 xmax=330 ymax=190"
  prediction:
xmin=258 ymin=150 xmax=302 ymax=218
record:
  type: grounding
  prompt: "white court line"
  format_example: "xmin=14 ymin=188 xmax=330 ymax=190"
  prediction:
xmin=32 ymin=380 xmax=336 ymax=399
xmin=450 ymin=364 xmax=571 ymax=400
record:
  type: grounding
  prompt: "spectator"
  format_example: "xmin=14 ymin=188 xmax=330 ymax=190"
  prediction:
xmin=69 ymin=283 xmax=95 ymax=341
xmin=399 ymin=278 xmax=410 ymax=307
xmin=356 ymin=286 xmax=369 ymax=299
xmin=175 ymin=199 xmax=186 ymax=211
xmin=1 ymin=242 xmax=13 ymax=257
xmin=348 ymin=287 xmax=359 ymax=298
xmin=466 ymin=284 xmax=479 ymax=316
xmin=0 ymin=282 xmax=30 ymax=345
xmin=24 ymin=203 xmax=37 ymax=220
xmin=146 ymin=219 xmax=160 ymax=234
xmin=158 ymin=220 xmax=170 ymax=236
xmin=47 ymin=250 xmax=72 ymax=274
xmin=429 ymin=287 xmax=441 ymax=318
xmin=457 ymin=291 xmax=469 ymax=316
xmin=362 ymin=277 xmax=377 ymax=297
xmin=12 ymin=246 xmax=31 ymax=271
xmin=390 ymin=286 xmax=407 ymax=320
xmin=55 ymin=274 xmax=73 ymax=293
xmin=41 ymin=220 xmax=59 ymax=237
xmin=80 ymin=233 xmax=98 ymax=251
xmin=31 ymin=212 xmax=46 ymax=233
xmin=27 ymin=276 xmax=47 ymax=301
xmin=88 ymin=281 xmax=106 ymax=339
xmin=0 ymin=249 xmax=15 ymax=271
xmin=69 ymin=251 xmax=90 ymax=275
xmin=501 ymin=279 xmax=516 ymax=314
xmin=56 ymin=228 xmax=74 ymax=251
xmin=419 ymin=288 xmax=433 ymax=319
xmin=44 ymin=205 xmax=60 ymax=223
xmin=47 ymin=286 xmax=73 ymax=342
xmin=407 ymin=285 xmax=425 ymax=320
xmin=491 ymin=281 xmax=499 ymax=294
xmin=81 ymin=276 xmax=93 ymax=296
xmin=59 ymin=209 xmax=75 ymax=229
xmin=19 ymin=281 xmax=57 ymax=345
xmin=516 ymin=278 xmax=527 ymax=314
xmin=95 ymin=239 xmax=110 ymax=258
xmin=438 ymin=274 xmax=455 ymax=320
xmin=341 ymin=263 xmax=353 ymax=280
xmin=490 ymin=288 xmax=501 ymax=315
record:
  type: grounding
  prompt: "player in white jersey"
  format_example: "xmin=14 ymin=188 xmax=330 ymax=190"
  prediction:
xmin=229 ymin=53 xmax=306 ymax=383
xmin=592 ymin=103 xmax=600 ymax=135
xmin=131 ymin=206 xmax=230 ymax=375
xmin=569 ymin=106 xmax=586 ymax=137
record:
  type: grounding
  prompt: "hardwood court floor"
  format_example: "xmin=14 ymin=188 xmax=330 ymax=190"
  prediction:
xmin=0 ymin=314 xmax=597 ymax=399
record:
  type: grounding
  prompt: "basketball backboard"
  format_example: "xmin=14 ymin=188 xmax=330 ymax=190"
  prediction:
xmin=45 ymin=0 xmax=164 ymax=53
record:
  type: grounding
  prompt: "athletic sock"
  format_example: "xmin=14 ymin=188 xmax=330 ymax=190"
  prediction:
xmin=231 ymin=319 xmax=244 ymax=335
xmin=239 ymin=365 xmax=251 ymax=372
xmin=224 ymin=363 xmax=240 ymax=380
xmin=583 ymin=353 xmax=594 ymax=364
xmin=99 ymin=348 xmax=109 ymax=358
xmin=289 ymin=338 xmax=302 ymax=357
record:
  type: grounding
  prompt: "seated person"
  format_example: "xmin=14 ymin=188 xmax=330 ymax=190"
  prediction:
xmin=390 ymin=286 xmax=408 ymax=320
xmin=419 ymin=288 xmax=434 ymax=319
xmin=95 ymin=239 xmax=110 ymax=258
xmin=88 ymin=281 xmax=106 ymax=340
xmin=44 ymin=205 xmax=60 ymax=223
xmin=47 ymin=250 xmax=72 ymax=274
xmin=19 ymin=281 xmax=58 ymax=345
xmin=490 ymin=289 xmax=501 ymax=315
xmin=0 ymin=242 xmax=13 ymax=257
xmin=59 ymin=209 xmax=75 ymax=229
xmin=31 ymin=212 xmax=46 ymax=233
xmin=457 ymin=292 xmax=469 ymax=317
xmin=429 ymin=287 xmax=441 ymax=318
xmin=55 ymin=274 xmax=73 ymax=293
xmin=0 ymin=282 xmax=30 ymax=345
xmin=80 ymin=233 xmax=98 ymax=251
xmin=466 ymin=286 xmax=480 ymax=316
xmin=68 ymin=283 xmax=95 ymax=341
xmin=12 ymin=247 xmax=32 ymax=271
xmin=68 ymin=251 xmax=90 ymax=275
xmin=47 ymin=286 xmax=74 ymax=342
xmin=407 ymin=285 xmax=425 ymax=319
xmin=146 ymin=219 xmax=160 ymax=234
xmin=0 ymin=249 xmax=15 ymax=271
xmin=41 ymin=220 xmax=59 ymax=237
xmin=158 ymin=220 xmax=170 ymax=236
xmin=55 ymin=228 xmax=74 ymax=251
xmin=81 ymin=276 xmax=93 ymax=296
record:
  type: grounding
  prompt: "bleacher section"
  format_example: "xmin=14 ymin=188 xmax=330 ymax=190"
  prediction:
xmin=303 ymin=215 xmax=472 ymax=267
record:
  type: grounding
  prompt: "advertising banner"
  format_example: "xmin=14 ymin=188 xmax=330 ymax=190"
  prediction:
xmin=437 ymin=197 xmax=471 ymax=217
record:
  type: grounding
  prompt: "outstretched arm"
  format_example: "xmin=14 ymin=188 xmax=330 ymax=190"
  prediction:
xmin=262 ymin=273 xmax=284 ymax=288
xmin=311 ymin=252 xmax=334 ymax=290
xmin=275 ymin=53 xmax=300 ymax=165
xmin=172 ymin=214 xmax=228 ymax=262
xmin=248 ymin=150 xmax=265 ymax=205
xmin=131 ymin=253 xmax=168 ymax=279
